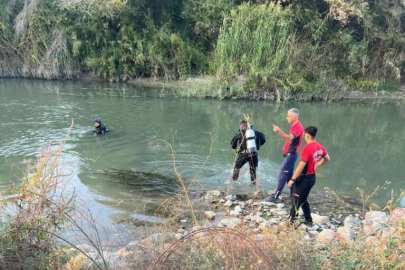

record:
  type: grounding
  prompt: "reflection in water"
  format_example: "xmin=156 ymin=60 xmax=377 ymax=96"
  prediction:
xmin=0 ymin=78 xmax=404 ymax=231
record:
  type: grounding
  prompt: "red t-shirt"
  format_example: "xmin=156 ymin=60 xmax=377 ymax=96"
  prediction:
xmin=300 ymin=142 xmax=328 ymax=175
xmin=282 ymin=121 xmax=304 ymax=155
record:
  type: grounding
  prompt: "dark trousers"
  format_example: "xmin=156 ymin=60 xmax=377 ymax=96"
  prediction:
xmin=289 ymin=174 xmax=316 ymax=222
xmin=274 ymin=153 xmax=298 ymax=199
xmin=232 ymin=153 xmax=258 ymax=182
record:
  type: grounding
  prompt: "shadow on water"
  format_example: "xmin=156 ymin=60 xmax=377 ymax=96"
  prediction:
xmin=98 ymin=169 xmax=179 ymax=196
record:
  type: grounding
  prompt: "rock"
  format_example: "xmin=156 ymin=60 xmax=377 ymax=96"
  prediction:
xmin=125 ymin=241 xmax=141 ymax=252
xmin=308 ymin=231 xmax=319 ymax=236
xmin=269 ymin=208 xmax=288 ymax=216
xmin=312 ymin=214 xmax=330 ymax=225
xmin=331 ymin=218 xmax=342 ymax=225
xmin=141 ymin=233 xmax=162 ymax=247
xmin=174 ymin=233 xmax=183 ymax=240
xmin=260 ymin=202 xmax=276 ymax=207
xmin=239 ymin=202 xmax=246 ymax=209
xmin=224 ymin=200 xmax=233 ymax=207
xmin=246 ymin=199 xmax=253 ymax=205
xmin=316 ymin=229 xmax=336 ymax=244
xmin=268 ymin=217 xmax=282 ymax=225
xmin=178 ymin=228 xmax=186 ymax=234
xmin=365 ymin=211 xmax=387 ymax=221
xmin=389 ymin=207 xmax=405 ymax=224
xmin=230 ymin=210 xmax=240 ymax=217
xmin=337 ymin=226 xmax=356 ymax=243
xmin=220 ymin=199 xmax=226 ymax=203
xmin=204 ymin=211 xmax=216 ymax=220
xmin=276 ymin=203 xmax=285 ymax=209
xmin=259 ymin=221 xmax=270 ymax=230
xmin=225 ymin=194 xmax=236 ymax=201
xmin=254 ymin=191 xmax=263 ymax=199
xmin=344 ymin=215 xmax=362 ymax=229
xmin=219 ymin=218 xmax=242 ymax=229
xmin=234 ymin=205 xmax=243 ymax=214
xmin=369 ymin=203 xmax=383 ymax=211
xmin=205 ymin=190 xmax=223 ymax=201
xmin=363 ymin=211 xmax=389 ymax=236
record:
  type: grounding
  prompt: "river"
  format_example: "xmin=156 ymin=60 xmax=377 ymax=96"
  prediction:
xmin=1 ymin=78 xmax=404 ymax=238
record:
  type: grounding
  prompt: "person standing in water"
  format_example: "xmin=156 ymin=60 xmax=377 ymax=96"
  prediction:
xmin=231 ymin=119 xmax=266 ymax=184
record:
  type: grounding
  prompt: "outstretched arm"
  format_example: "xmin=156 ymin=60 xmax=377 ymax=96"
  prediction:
xmin=273 ymin=125 xmax=294 ymax=141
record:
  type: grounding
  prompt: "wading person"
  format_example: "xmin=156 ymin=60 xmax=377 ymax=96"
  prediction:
xmin=288 ymin=126 xmax=330 ymax=225
xmin=268 ymin=108 xmax=304 ymax=202
xmin=231 ymin=119 xmax=266 ymax=184
xmin=93 ymin=117 xmax=109 ymax=135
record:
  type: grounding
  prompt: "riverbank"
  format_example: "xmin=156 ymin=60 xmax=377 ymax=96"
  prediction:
xmin=63 ymin=189 xmax=405 ymax=270
xmin=92 ymin=76 xmax=405 ymax=103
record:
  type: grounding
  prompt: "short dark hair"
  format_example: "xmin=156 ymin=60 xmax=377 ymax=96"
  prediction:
xmin=305 ymin=126 xmax=318 ymax=138
xmin=240 ymin=119 xmax=247 ymax=125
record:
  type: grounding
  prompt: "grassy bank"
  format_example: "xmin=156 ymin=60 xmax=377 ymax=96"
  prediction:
xmin=1 ymin=0 xmax=405 ymax=100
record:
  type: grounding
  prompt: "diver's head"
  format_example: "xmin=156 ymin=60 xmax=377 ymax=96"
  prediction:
xmin=94 ymin=117 xmax=101 ymax=128
xmin=239 ymin=119 xmax=247 ymax=132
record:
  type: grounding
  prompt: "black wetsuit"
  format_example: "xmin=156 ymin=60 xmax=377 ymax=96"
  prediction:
xmin=94 ymin=123 xmax=109 ymax=135
xmin=231 ymin=129 xmax=266 ymax=182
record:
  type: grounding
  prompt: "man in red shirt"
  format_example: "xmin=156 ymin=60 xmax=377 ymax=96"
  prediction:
xmin=287 ymin=126 xmax=330 ymax=225
xmin=268 ymin=108 xmax=304 ymax=202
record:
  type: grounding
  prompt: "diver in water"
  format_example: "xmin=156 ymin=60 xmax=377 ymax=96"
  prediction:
xmin=93 ymin=117 xmax=109 ymax=135
xmin=231 ymin=119 xmax=266 ymax=184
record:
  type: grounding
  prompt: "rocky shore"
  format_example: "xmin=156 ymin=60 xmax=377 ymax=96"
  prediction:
xmin=65 ymin=190 xmax=404 ymax=269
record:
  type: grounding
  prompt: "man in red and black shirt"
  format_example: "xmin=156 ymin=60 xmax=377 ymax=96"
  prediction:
xmin=269 ymin=108 xmax=304 ymax=202
xmin=287 ymin=126 xmax=330 ymax=225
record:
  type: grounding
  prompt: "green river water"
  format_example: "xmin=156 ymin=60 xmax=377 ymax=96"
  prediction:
xmin=1 ymin=78 xmax=404 ymax=239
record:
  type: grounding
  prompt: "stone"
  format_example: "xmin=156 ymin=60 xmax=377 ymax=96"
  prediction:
xmin=268 ymin=217 xmax=282 ymax=225
xmin=205 ymin=190 xmax=223 ymax=201
xmin=260 ymin=202 xmax=276 ymax=207
xmin=219 ymin=218 xmax=242 ymax=229
xmin=369 ymin=203 xmax=383 ymax=211
xmin=308 ymin=231 xmax=319 ymax=236
xmin=234 ymin=205 xmax=243 ymax=213
xmin=204 ymin=211 xmax=216 ymax=220
xmin=259 ymin=221 xmax=270 ymax=230
xmin=254 ymin=191 xmax=263 ymax=199
xmin=316 ymin=229 xmax=336 ymax=244
xmin=312 ymin=214 xmax=330 ymax=225
xmin=141 ymin=233 xmax=162 ymax=247
xmin=246 ymin=199 xmax=253 ymax=205
xmin=276 ymin=203 xmax=285 ymax=209
xmin=230 ymin=210 xmax=241 ymax=217
xmin=270 ymin=208 xmax=288 ymax=216
xmin=239 ymin=202 xmax=246 ymax=209
xmin=337 ymin=226 xmax=356 ymax=243
xmin=220 ymin=199 xmax=226 ymax=203
xmin=125 ymin=241 xmax=141 ymax=252
xmin=390 ymin=207 xmax=405 ymax=224
xmin=363 ymin=211 xmax=389 ymax=236
xmin=365 ymin=211 xmax=387 ymax=221
xmin=224 ymin=200 xmax=233 ymax=207
xmin=344 ymin=215 xmax=362 ymax=229
xmin=178 ymin=228 xmax=186 ymax=234
xmin=225 ymin=194 xmax=236 ymax=201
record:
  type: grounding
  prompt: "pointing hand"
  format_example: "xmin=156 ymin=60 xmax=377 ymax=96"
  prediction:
xmin=272 ymin=125 xmax=280 ymax=133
